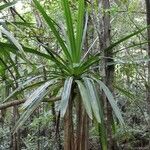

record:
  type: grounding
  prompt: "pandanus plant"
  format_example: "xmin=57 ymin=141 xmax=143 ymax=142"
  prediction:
xmin=29 ymin=1 xmax=124 ymax=149
xmin=0 ymin=0 xmax=148 ymax=149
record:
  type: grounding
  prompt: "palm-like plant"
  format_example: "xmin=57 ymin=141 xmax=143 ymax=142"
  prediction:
xmin=18 ymin=1 xmax=124 ymax=149
xmin=0 ymin=0 xmax=148 ymax=149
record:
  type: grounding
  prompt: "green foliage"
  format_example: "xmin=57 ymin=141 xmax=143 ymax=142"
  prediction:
xmin=0 ymin=0 xmax=149 ymax=149
xmin=0 ymin=1 xmax=18 ymax=11
xmin=2 ymin=0 xmax=147 ymax=135
xmin=60 ymin=77 xmax=73 ymax=117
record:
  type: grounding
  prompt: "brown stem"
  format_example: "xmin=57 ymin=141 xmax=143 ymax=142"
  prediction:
xmin=0 ymin=97 xmax=60 ymax=110
xmin=75 ymin=95 xmax=89 ymax=150
xmin=64 ymin=91 xmax=74 ymax=150
xmin=12 ymin=105 xmax=20 ymax=150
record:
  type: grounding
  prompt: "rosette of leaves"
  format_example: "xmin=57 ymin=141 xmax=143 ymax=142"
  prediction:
xmin=1 ymin=0 xmax=148 ymax=149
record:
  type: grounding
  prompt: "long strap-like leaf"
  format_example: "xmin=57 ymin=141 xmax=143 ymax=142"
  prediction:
xmin=0 ymin=42 xmax=70 ymax=74
xmin=76 ymin=0 xmax=85 ymax=61
xmin=76 ymin=80 xmax=93 ymax=119
xmin=0 ymin=1 xmax=18 ymax=11
xmin=62 ymin=0 xmax=76 ymax=62
xmin=12 ymin=80 xmax=54 ymax=133
xmin=2 ymin=75 xmax=42 ymax=103
xmin=105 ymin=26 xmax=150 ymax=52
xmin=32 ymin=0 xmax=72 ymax=62
xmin=59 ymin=77 xmax=73 ymax=117
xmin=92 ymin=77 xmax=125 ymax=126
xmin=0 ymin=26 xmax=29 ymax=62
xmin=83 ymin=77 xmax=101 ymax=123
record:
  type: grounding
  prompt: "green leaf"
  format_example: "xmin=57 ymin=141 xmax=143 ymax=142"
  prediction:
xmin=85 ymin=77 xmax=108 ymax=150
xmin=42 ymin=45 xmax=71 ymax=74
xmin=78 ymin=55 xmax=99 ymax=75
xmin=105 ymin=26 xmax=149 ymax=52
xmin=22 ymin=80 xmax=54 ymax=109
xmin=62 ymin=0 xmax=76 ymax=62
xmin=32 ymin=0 xmax=72 ymax=62
xmin=76 ymin=80 xmax=93 ymax=119
xmin=7 ymin=21 xmax=34 ymax=27
xmin=2 ymin=75 xmax=42 ymax=103
xmin=76 ymin=0 xmax=85 ymax=61
xmin=13 ymin=80 xmax=54 ymax=133
xmin=0 ymin=42 xmax=55 ymax=60
xmin=60 ymin=77 xmax=73 ymax=117
xmin=83 ymin=77 xmax=101 ymax=123
xmin=0 ymin=42 xmax=70 ymax=74
xmin=0 ymin=1 xmax=17 ymax=11
xmin=114 ymin=41 xmax=148 ymax=54
xmin=115 ymin=85 xmax=135 ymax=99
xmin=93 ymin=77 xmax=125 ymax=125
xmin=0 ymin=26 xmax=29 ymax=63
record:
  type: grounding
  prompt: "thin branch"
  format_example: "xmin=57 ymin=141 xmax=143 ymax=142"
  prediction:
xmin=0 ymin=96 xmax=60 ymax=110
xmin=115 ymin=10 xmax=146 ymax=14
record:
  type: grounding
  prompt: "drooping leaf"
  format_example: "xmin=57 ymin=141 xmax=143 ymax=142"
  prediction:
xmin=83 ymin=77 xmax=101 ymax=123
xmin=13 ymin=80 xmax=54 ymax=133
xmin=22 ymin=80 xmax=54 ymax=109
xmin=2 ymin=75 xmax=42 ymax=103
xmin=93 ymin=77 xmax=125 ymax=125
xmin=83 ymin=76 xmax=122 ymax=149
xmin=59 ymin=77 xmax=73 ymax=117
xmin=0 ymin=26 xmax=29 ymax=63
xmin=76 ymin=80 xmax=93 ymax=119
xmin=0 ymin=42 xmax=55 ymax=60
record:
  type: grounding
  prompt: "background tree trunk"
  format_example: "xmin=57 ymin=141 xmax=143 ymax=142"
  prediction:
xmin=101 ymin=0 xmax=117 ymax=149
xmin=145 ymin=0 xmax=150 ymax=148
xmin=145 ymin=0 xmax=150 ymax=122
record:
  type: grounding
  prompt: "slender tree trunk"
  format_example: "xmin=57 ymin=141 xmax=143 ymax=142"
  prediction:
xmin=12 ymin=88 xmax=21 ymax=150
xmin=145 ymin=0 xmax=150 ymax=148
xmin=145 ymin=0 xmax=150 ymax=123
xmin=12 ymin=106 xmax=20 ymax=150
xmin=100 ymin=0 xmax=117 ymax=149
xmin=9 ymin=5 xmax=21 ymax=149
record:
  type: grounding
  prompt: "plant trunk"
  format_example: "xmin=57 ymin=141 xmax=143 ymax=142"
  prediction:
xmin=64 ymin=92 xmax=89 ymax=150
xmin=64 ymin=92 xmax=74 ymax=150
xmin=75 ymin=98 xmax=89 ymax=150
